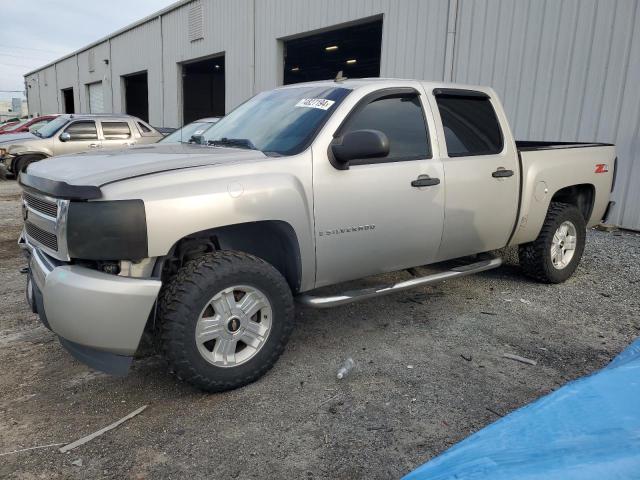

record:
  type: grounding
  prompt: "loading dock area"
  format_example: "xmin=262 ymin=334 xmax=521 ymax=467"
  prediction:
xmin=123 ymin=71 xmax=149 ymax=123
xmin=181 ymin=55 xmax=225 ymax=124
xmin=61 ymin=88 xmax=74 ymax=114
xmin=283 ymin=19 xmax=382 ymax=85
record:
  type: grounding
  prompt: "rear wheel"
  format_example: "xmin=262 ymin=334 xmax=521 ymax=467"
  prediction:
xmin=159 ymin=250 xmax=295 ymax=392
xmin=519 ymin=202 xmax=586 ymax=283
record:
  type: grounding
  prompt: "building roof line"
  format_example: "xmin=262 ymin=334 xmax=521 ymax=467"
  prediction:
xmin=24 ymin=0 xmax=192 ymax=77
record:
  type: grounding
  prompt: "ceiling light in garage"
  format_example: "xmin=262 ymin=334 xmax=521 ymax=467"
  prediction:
xmin=345 ymin=59 xmax=357 ymax=64
xmin=291 ymin=67 xmax=300 ymax=72
xmin=325 ymin=45 xmax=338 ymax=51
xmin=214 ymin=64 xmax=220 ymax=69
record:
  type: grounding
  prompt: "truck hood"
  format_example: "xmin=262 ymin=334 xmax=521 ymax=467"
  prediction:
xmin=26 ymin=143 xmax=268 ymax=187
xmin=0 ymin=132 xmax=38 ymax=144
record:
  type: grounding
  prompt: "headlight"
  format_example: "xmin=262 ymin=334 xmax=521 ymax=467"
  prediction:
xmin=66 ymin=200 xmax=148 ymax=260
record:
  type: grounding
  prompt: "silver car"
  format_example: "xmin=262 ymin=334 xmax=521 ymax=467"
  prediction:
xmin=159 ymin=117 xmax=221 ymax=144
xmin=0 ymin=113 xmax=163 ymax=175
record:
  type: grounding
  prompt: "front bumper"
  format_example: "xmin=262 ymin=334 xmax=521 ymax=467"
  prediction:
xmin=21 ymin=236 xmax=162 ymax=375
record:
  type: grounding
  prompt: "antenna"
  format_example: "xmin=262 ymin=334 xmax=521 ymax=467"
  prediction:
xmin=334 ymin=70 xmax=347 ymax=83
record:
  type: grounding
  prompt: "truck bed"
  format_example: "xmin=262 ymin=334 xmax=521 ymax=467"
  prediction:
xmin=509 ymin=142 xmax=616 ymax=247
xmin=516 ymin=140 xmax=613 ymax=151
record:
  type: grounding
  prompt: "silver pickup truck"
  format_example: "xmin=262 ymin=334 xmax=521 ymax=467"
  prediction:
xmin=18 ymin=78 xmax=616 ymax=391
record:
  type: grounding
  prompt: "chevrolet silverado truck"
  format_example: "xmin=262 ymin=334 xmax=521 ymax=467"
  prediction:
xmin=1 ymin=113 xmax=162 ymax=177
xmin=18 ymin=79 xmax=616 ymax=391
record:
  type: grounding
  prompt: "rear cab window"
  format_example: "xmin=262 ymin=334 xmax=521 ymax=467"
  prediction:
xmin=434 ymin=89 xmax=503 ymax=157
xmin=137 ymin=121 xmax=157 ymax=136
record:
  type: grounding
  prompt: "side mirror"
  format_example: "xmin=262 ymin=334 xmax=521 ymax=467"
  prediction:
xmin=330 ymin=129 xmax=389 ymax=169
xmin=59 ymin=132 xmax=71 ymax=142
xmin=190 ymin=134 xmax=205 ymax=145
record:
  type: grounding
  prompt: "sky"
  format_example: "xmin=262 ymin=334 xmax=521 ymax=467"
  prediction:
xmin=0 ymin=0 xmax=176 ymax=102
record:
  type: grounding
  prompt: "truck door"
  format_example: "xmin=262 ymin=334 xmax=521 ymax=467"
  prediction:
xmin=312 ymin=87 xmax=445 ymax=288
xmin=431 ymin=89 xmax=520 ymax=260
xmin=99 ymin=121 xmax=136 ymax=150
xmin=54 ymin=120 xmax=101 ymax=155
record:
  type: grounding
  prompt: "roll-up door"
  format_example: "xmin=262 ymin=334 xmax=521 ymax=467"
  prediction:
xmin=88 ymin=82 xmax=104 ymax=113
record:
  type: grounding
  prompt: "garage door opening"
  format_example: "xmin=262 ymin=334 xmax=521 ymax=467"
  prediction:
xmin=87 ymin=81 xmax=104 ymax=113
xmin=182 ymin=55 xmax=225 ymax=125
xmin=283 ymin=19 xmax=383 ymax=85
xmin=123 ymin=71 xmax=149 ymax=122
xmin=62 ymin=87 xmax=74 ymax=113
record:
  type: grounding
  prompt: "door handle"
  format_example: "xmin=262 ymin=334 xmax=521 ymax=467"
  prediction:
xmin=411 ymin=175 xmax=440 ymax=187
xmin=492 ymin=168 xmax=514 ymax=178
xmin=88 ymin=143 xmax=100 ymax=149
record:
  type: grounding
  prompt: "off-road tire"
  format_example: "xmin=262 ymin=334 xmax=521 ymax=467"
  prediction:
xmin=519 ymin=202 xmax=586 ymax=283
xmin=158 ymin=250 xmax=295 ymax=392
xmin=14 ymin=154 xmax=45 ymax=176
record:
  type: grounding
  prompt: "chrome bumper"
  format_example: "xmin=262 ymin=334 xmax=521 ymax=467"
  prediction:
xmin=20 ymin=234 xmax=162 ymax=373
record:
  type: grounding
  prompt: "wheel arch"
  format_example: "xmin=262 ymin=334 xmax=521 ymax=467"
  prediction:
xmin=12 ymin=152 xmax=49 ymax=173
xmin=550 ymin=183 xmax=595 ymax=222
xmin=157 ymin=220 xmax=303 ymax=293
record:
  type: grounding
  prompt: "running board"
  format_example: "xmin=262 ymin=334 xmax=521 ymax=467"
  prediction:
xmin=297 ymin=257 xmax=503 ymax=308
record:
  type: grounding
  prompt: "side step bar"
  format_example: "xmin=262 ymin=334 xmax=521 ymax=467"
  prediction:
xmin=297 ymin=257 xmax=502 ymax=309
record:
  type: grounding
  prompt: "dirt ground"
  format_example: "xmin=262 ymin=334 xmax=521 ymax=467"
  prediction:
xmin=1 ymin=179 xmax=638 ymax=479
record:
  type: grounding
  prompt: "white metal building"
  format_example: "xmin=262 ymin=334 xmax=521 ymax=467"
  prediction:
xmin=24 ymin=0 xmax=640 ymax=230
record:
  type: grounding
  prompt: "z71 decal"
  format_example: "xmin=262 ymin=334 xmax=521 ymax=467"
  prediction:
xmin=595 ymin=164 xmax=609 ymax=173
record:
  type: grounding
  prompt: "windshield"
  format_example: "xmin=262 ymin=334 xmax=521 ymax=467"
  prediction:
xmin=160 ymin=121 xmax=217 ymax=144
xmin=203 ymin=86 xmax=351 ymax=156
xmin=34 ymin=116 xmax=69 ymax=138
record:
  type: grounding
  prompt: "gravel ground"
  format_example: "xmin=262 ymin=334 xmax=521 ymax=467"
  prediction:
xmin=1 ymin=178 xmax=639 ymax=479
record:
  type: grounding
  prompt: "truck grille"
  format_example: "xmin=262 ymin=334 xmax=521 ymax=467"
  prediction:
xmin=23 ymin=192 xmax=58 ymax=218
xmin=25 ymin=221 xmax=58 ymax=251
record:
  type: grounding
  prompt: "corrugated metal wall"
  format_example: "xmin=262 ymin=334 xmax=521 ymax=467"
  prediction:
xmin=452 ymin=0 xmax=640 ymax=229
xmin=76 ymin=41 xmax=112 ymax=113
xmin=37 ymin=66 xmax=59 ymax=114
xmin=160 ymin=0 xmax=254 ymax=125
xmin=110 ymin=19 xmax=163 ymax=123
xmin=24 ymin=73 xmax=41 ymax=115
xmin=24 ymin=0 xmax=640 ymax=229
xmin=55 ymin=56 xmax=80 ymax=112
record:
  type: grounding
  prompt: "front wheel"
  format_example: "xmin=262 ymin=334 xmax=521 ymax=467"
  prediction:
xmin=159 ymin=251 xmax=295 ymax=392
xmin=519 ymin=202 xmax=586 ymax=283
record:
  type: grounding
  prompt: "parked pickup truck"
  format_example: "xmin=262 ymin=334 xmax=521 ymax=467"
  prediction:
xmin=18 ymin=79 xmax=616 ymax=391
xmin=1 ymin=113 xmax=163 ymax=177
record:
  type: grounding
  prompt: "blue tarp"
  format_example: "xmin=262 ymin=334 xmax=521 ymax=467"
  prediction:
xmin=404 ymin=338 xmax=640 ymax=480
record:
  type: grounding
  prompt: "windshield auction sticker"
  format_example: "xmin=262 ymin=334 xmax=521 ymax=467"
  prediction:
xmin=295 ymin=98 xmax=336 ymax=110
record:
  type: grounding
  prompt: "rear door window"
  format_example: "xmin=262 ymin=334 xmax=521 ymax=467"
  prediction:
xmin=101 ymin=121 xmax=132 ymax=140
xmin=435 ymin=93 xmax=503 ymax=157
xmin=64 ymin=121 xmax=98 ymax=141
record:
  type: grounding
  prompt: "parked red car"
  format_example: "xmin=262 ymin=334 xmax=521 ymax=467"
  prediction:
xmin=0 ymin=115 xmax=59 ymax=135
xmin=0 ymin=121 xmax=20 ymax=132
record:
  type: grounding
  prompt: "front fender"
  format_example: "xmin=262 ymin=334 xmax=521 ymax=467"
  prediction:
xmin=10 ymin=148 xmax=53 ymax=159
xmin=100 ymin=155 xmax=316 ymax=290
